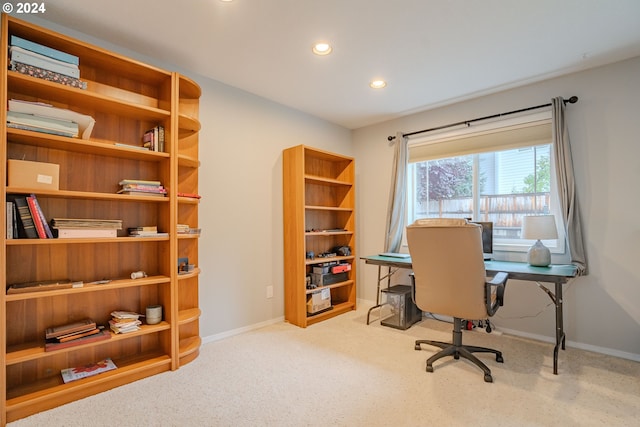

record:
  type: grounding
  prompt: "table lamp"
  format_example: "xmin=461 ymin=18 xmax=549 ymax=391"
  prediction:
xmin=521 ymin=215 xmax=558 ymax=267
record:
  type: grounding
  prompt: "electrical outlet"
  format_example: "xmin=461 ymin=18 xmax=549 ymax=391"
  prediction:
xmin=266 ymin=285 xmax=274 ymax=299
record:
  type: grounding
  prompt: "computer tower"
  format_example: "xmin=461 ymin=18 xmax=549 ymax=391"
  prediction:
xmin=380 ymin=285 xmax=422 ymax=330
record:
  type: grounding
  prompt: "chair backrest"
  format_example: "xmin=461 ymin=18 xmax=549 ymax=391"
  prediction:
xmin=406 ymin=218 xmax=488 ymax=320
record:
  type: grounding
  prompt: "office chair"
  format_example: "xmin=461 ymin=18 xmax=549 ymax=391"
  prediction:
xmin=407 ymin=218 xmax=508 ymax=382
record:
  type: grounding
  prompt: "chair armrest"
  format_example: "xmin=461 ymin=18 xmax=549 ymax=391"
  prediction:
xmin=485 ymin=271 xmax=508 ymax=316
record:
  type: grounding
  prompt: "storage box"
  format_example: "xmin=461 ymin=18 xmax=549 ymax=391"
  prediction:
xmin=380 ymin=285 xmax=422 ymax=330
xmin=306 ymin=288 xmax=331 ymax=315
xmin=310 ymin=271 xmax=348 ymax=286
xmin=8 ymin=159 xmax=60 ymax=190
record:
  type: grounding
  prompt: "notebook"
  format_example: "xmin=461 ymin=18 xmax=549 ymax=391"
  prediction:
xmin=378 ymin=252 xmax=411 ymax=258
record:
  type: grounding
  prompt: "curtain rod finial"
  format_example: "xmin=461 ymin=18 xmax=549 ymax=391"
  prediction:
xmin=568 ymin=96 xmax=578 ymax=104
xmin=388 ymin=135 xmax=396 ymax=142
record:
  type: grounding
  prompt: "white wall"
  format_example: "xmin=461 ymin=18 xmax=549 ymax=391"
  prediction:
xmin=197 ymin=78 xmax=352 ymax=336
xmin=353 ymin=56 xmax=640 ymax=359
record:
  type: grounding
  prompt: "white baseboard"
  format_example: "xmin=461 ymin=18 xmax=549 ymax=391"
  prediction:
xmin=201 ymin=315 xmax=284 ymax=345
xmin=497 ymin=326 xmax=640 ymax=362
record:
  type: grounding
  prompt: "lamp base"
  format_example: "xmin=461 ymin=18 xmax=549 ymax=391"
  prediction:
xmin=527 ymin=240 xmax=551 ymax=267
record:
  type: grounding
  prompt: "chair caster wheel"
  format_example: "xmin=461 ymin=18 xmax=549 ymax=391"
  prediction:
xmin=415 ymin=344 xmax=422 ymax=351
xmin=496 ymin=354 xmax=504 ymax=363
xmin=426 ymin=365 xmax=434 ymax=373
xmin=484 ymin=374 xmax=493 ymax=383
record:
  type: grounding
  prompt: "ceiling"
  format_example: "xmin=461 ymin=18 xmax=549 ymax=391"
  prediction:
xmin=40 ymin=0 xmax=640 ymax=130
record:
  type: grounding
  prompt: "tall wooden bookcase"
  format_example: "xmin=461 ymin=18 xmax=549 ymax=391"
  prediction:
xmin=283 ymin=145 xmax=356 ymax=328
xmin=0 ymin=14 xmax=201 ymax=424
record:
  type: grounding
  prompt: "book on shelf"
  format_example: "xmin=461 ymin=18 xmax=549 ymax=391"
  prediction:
xmin=6 ymin=201 xmax=17 ymax=239
xmin=46 ymin=330 xmax=111 ymax=352
xmin=29 ymin=194 xmax=54 ymax=238
xmin=60 ymin=357 xmax=117 ymax=383
xmin=177 ymin=192 xmax=201 ymax=199
xmin=8 ymin=99 xmax=95 ymax=139
xmin=142 ymin=125 xmax=165 ymax=152
xmin=6 ymin=278 xmax=77 ymax=294
xmin=6 ymin=110 xmax=79 ymax=137
xmin=51 ymin=218 xmax=123 ymax=229
xmin=114 ymin=142 xmax=150 ymax=151
xmin=128 ymin=226 xmax=168 ymax=237
xmin=9 ymin=45 xmax=80 ymax=78
xmin=10 ymin=61 xmax=87 ymax=90
xmin=109 ymin=311 xmax=143 ymax=334
xmin=10 ymin=35 xmax=79 ymax=65
xmin=55 ymin=228 xmax=118 ymax=238
xmin=45 ymin=318 xmax=97 ymax=340
xmin=119 ymin=179 xmax=162 ymax=186
xmin=9 ymin=196 xmax=38 ymax=239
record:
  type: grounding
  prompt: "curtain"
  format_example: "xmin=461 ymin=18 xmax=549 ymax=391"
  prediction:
xmin=384 ymin=132 xmax=408 ymax=252
xmin=552 ymin=97 xmax=588 ymax=274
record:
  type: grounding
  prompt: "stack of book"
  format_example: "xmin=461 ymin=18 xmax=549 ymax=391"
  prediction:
xmin=109 ymin=311 xmax=143 ymax=334
xmin=118 ymin=179 xmax=167 ymax=197
xmin=7 ymin=194 xmax=52 ymax=239
xmin=9 ymin=35 xmax=87 ymax=90
xmin=177 ymin=224 xmax=201 ymax=236
xmin=7 ymin=99 xmax=95 ymax=139
xmin=45 ymin=318 xmax=110 ymax=352
xmin=51 ymin=218 xmax=123 ymax=238
xmin=143 ymin=126 xmax=165 ymax=152
xmin=128 ymin=225 xmax=169 ymax=238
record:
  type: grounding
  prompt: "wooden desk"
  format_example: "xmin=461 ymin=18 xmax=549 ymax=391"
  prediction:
xmin=361 ymin=255 xmax=578 ymax=374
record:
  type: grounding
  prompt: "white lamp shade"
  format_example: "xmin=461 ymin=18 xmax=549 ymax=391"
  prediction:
xmin=522 ymin=215 xmax=558 ymax=240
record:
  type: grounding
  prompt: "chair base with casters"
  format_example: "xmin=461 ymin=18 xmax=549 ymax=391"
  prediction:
xmin=415 ymin=317 xmax=504 ymax=383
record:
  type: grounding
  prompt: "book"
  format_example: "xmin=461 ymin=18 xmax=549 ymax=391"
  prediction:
xmin=119 ymin=179 xmax=162 ymax=186
xmin=26 ymin=195 xmax=47 ymax=238
xmin=56 ymin=228 xmax=118 ymax=238
xmin=45 ymin=318 xmax=96 ymax=339
xmin=8 ymin=99 xmax=95 ymax=139
xmin=10 ymin=35 xmax=80 ymax=65
xmin=6 ymin=202 xmax=14 ymax=239
xmin=10 ymin=45 xmax=80 ymax=78
xmin=51 ymin=218 xmax=123 ymax=229
xmin=46 ymin=329 xmax=111 ymax=352
xmin=57 ymin=328 xmax=102 ymax=343
xmin=10 ymin=61 xmax=87 ymax=90
xmin=29 ymin=194 xmax=54 ymax=238
xmin=6 ymin=122 xmax=78 ymax=138
xmin=59 ymin=357 xmax=117 ymax=383
xmin=11 ymin=196 xmax=38 ymax=239
xmin=6 ymin=111 xmax=79 ymax=137
xmin=6 ymin=278 xmax=75 ymax=294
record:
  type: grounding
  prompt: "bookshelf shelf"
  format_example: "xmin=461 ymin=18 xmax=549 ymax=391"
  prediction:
xmin=1 ymin=14 xmax=200 ymax=423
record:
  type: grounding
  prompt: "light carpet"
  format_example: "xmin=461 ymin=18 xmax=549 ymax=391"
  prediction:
xmin=8 ymin=305 xmax=640 ymax=427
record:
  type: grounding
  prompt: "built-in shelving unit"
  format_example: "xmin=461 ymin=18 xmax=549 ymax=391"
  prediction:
xmin=282 ymin=145 xmax=356 ymax=327
xmin=0 ymin=14 xmax=200 ymax=424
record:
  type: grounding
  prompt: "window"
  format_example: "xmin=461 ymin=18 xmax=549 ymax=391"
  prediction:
xmin=406 ymin=111 xmax=565 ymax=254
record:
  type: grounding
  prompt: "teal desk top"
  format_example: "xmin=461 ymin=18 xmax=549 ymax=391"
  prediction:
xmin=361 ymin=255 xmax=578 ymax=282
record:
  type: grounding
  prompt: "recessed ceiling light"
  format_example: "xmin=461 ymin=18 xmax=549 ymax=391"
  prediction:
xmin=370 ymin=79 xmax=387 ymax=89
xmin=312 ymin=42 xmax=333 ymax=56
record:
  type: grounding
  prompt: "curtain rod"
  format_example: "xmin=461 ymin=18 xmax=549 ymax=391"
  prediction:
xmin=387 ymin=96 xmax=578 ymax=142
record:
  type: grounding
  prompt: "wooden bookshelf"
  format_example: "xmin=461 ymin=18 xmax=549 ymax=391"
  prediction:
xmin=282 ymin=145 xmax=357 ymax=327
xmin=0 ymin=14 xmax=201 ymax=424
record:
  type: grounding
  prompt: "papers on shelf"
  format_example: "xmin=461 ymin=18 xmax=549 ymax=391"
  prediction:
xmin=8 ymin=99 xmax=95 ymax=139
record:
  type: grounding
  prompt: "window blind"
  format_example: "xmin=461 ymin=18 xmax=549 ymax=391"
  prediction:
xmin=408 ymin=111 xmax=552 ymax=163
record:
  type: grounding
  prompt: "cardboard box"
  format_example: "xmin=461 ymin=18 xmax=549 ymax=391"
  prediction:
xmin=8 ymin=159 xmax=59 ymax=190
xmin=306 ymin=288 xmax=331 ymax=315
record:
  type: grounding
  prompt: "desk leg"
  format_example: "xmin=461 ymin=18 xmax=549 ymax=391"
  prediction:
xmin=366 ymin=265 xmax=394 ymax=325
xmin=553 ymin=282 xmax=565 ymax=375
